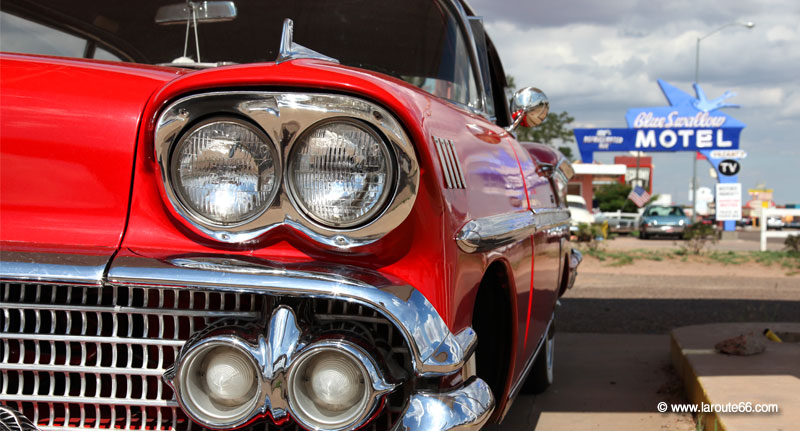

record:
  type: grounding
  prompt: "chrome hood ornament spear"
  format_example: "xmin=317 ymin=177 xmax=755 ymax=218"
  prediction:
xmin=276 ymin=18 xmax=340 ymax=64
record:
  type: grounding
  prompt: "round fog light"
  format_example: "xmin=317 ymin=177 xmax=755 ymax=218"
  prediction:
xmin=178 ymin=343 xmax=260 ymax=427
xmin=288 ymin=345 xmax=373 ymax=430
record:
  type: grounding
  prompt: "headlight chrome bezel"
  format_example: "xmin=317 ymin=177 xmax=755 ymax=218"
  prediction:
xmin=154 ymin=92 xmax=419 ymax=249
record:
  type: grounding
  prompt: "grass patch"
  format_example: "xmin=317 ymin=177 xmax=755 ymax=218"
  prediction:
xmin=708 ymin=251 xmax=749 ymax=265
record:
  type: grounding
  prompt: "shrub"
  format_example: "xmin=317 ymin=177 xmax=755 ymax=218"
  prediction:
xmin=576 ymin=223 xmax=604 ymax=251
xmin=785 ymin=234 xmax=800 ymax=253
xmin=680 ymin=222 xmax=718 ymax=254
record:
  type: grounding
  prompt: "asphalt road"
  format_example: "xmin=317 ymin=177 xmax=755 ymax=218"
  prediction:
xmin=558 ymin=273 xmax=800 ymax=334
xmin=495 ymin=237 xmax=799 ymax=430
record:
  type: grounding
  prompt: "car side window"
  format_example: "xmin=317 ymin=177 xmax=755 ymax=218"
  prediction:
xmin=1 ymin=12 xmax=85 ymax=57
xmin=1 ymin=11 xmax=121 ymax=61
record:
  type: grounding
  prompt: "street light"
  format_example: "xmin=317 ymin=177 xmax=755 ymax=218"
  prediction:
xmin=690 ymin=21 xmax=755 ymax=222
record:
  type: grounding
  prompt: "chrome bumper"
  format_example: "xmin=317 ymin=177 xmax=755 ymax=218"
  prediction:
xmin=642 ymin=225 xmax=685 ymax=235
xmin=396 ymin=378 xmax=494 ymax=431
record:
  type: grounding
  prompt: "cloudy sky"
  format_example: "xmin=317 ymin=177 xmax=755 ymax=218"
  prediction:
xmin=470 ymin=0 xmax=800 ymax=205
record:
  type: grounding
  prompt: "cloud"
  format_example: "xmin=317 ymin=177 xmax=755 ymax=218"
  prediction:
xmin=476 ymin=1 xmax=800 ymax=203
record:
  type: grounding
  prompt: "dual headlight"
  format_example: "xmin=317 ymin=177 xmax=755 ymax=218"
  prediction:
xmin=176 ymin=340 xmax=384 ymax=430
xmin=171 ymin=118 xmax=393 ymax=229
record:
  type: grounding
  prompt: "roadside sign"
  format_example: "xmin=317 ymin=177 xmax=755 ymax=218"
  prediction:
xmin=718 ymin=159 xmax=741 ymax=176
xmin=710 ymin=149 xmax=747 ymax=159
xmin=716 ymin=183 xmax=742 ymax=221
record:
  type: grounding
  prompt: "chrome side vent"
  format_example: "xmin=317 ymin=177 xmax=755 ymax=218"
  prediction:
xmin=433 ymin=137 xmax=466 ymax=189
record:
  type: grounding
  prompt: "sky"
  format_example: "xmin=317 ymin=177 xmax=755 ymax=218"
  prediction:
xmin=469 ymin=0 xmax=800 ymax=205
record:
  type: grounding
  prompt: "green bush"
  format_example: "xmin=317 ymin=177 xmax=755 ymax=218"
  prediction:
xmin=680 ymin=222 xmax=718 ymax=254
xmin=785 ymin=234 xmax=800 ymax=253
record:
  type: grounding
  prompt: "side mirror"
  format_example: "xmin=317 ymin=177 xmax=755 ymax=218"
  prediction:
xmin=507 ymin=87 xmax=549 ymax=132
xmin=156 ymin=1 xmax=237 ymax=25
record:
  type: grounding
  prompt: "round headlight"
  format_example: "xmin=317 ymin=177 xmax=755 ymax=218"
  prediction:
xmin=288 ymin=120 xmax=393 ymax=228
xmin=171 ymin=118 xmax=278 ymax=225
xmin=178 ymin=343 xmax=260 ymax=427
xmin=288 ymin=346 xmax=372 ymax=430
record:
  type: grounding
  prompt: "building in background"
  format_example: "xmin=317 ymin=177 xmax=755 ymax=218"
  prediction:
xmin=568 ymin=163 xmax=627 ymax=211
xmin=614 ymin=156 xmax=653 ymax=194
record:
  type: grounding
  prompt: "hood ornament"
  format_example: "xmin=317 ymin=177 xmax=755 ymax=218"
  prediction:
xmin=276 ymin=18 xmax=339 ymax=64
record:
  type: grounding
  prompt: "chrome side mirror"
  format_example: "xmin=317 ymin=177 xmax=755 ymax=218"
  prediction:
xmin=156 ymin=1 xmax=237 ymax=25
xmin=507 ymin=87 xmax=549 ymax=133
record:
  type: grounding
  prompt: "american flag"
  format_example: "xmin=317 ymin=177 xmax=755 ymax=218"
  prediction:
xmin=628 ymin=186 xmax=651 ymax=207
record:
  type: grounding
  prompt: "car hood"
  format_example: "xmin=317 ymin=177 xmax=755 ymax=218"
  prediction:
xmin=0 ymin=54 xmax=184 ymax=257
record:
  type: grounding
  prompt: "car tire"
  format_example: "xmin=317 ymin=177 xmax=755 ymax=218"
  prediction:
xmin=640 ymin=231 xmax=648 ymax=240
xmin=521 ymin=323 xmax=555 ymax=394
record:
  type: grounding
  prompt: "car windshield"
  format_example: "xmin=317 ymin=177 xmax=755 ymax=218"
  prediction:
xmin=0 ymin=0 xmax=479 ymax=107
xmin=645 ymin=206 xmax=685 ymax=217
xmin=568 ymin=201 xmax=586 ymax=210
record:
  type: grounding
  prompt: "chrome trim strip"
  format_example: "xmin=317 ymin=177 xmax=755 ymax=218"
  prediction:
xmin=434 ymin=137 xmax=454 ymax=189
xmin=0 ymin=394 xmax=177 ymax=407
xmin=108 ymin=255 xmax=473 ymax=377
xmin=0 ymin=301 xmax=260 ymax=318
xmin=0 ymin=332 xmax=185 ymax=347
xmin=533 ymin=207 xmax=571 ymax=231
xmin=0 ymin=252 xmax=107 ymax=286
xmin=0 ymin=363 xmax=166 ymax=376
xmin=154 ymin=91 xmax=419 ymax=249
xmin=395 ymin=377 xmax=495 ymax=431
xmin=507 ymin=314 xmax=554 ymax=400
xmin=434 ymin=137 xmax=466 ymax=189
xmin=456 ymin=211 xmax=537 ymax=253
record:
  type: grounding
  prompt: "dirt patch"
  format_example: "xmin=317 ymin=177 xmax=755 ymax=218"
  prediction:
xmin=579 ymin=253 xmax=797 ymax=278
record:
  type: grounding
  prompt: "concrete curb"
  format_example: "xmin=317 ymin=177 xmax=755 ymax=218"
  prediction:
xmin=670 ymin=322 xmax=800 ymax=431
xmin=670 ymin=331 xmax=724 ymax=431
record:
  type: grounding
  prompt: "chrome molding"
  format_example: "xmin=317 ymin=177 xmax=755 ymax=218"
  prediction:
xmin=395 ymin=377 xmax=495 ymax=431
xmin=276 ymin=18 xmax=339 ymax=64
xmin=533 ymin=208 xmax=571 ymax=231
xmin=108 ymin=255 xmax=475 ymax=377
xmin=154 ymin=91 xmax=419 ymax=249
xmin=433 ymin=136 xmax=466 ymax=189
xmin=456 ymin=211 xmax=537 ymax=253
xmin=0 ymin=251 xmax=108 ymax=286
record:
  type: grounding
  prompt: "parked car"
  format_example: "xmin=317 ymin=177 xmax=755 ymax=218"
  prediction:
xmin=566 ymin=194 xmax=596 ymax=231
xmin=639 ymin=205 xmax=690 ymax=239
xmin=766 ymin=216 xmax=785 ymax=230
xmin=0 ymin=1 xmax=582 ymax=430
xmin=594 ymin=211 xmax=639 ymax=234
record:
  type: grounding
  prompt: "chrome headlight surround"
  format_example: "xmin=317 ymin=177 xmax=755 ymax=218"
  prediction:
xmin=155 ymin=92 xmax=419 ymax=249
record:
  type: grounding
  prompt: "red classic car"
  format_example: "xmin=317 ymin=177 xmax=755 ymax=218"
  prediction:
xmin=0 ymin=1 xmax=581 ymax=430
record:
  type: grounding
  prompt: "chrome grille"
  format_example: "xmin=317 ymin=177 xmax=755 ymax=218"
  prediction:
xmin=0 ymin=283 xmax=408 ymax=431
